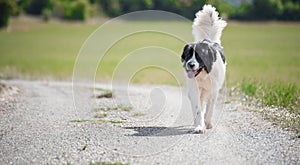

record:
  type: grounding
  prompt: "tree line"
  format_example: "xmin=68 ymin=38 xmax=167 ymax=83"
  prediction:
xmin=1 ymin=0 xmax=300 ymax=28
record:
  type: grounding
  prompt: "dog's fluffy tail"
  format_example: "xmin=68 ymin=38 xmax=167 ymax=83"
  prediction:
xmin=192 ymin=4 xmax=227 ymax=44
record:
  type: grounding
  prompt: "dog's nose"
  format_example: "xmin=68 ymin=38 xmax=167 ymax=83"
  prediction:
xmin=188 ymin=62 xmax=195 ymax=68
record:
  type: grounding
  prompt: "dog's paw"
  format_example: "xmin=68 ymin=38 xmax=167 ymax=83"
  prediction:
xmin=194 ymin=125 xmax=206 ymax=134
xmin=205 ymin=122 xmax=213 ymax=129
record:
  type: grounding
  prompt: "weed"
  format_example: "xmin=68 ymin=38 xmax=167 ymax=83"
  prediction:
xmin=70 ymin=119 xmax=124 ymax=125
xmin=297 ymin=132 xmax=300 ymax=138
xmin=224 ymin=100 xmax=231 ymax=104
xmin=241 ymin=81 xmax=257 ymax=97
xmin=117 ymin=105 xmax=132 ymax=111
xmin=94 ymin=113 xmax=108 ymax=118
xmin=70 ymin=119 xmax=106 ymax=125
xmin=90 ymin=162 xmax=129 ymax=165
xmin=94 ymin=105 xmax=132 ymax=112
xmin=261 ymin=83 xmax=300 ymax=113
xmin=133 ymin=113 xmax=145 ymax=117
xmin=93 ymin=87 xmax=107 ymax=91
xmin=95 ymin=90 xmax=113 ymax=98
xmin=94 ymin=107 xmax=114 ymax=111
xmin=92 ymin=120 xmax=107 ymax=124
xmin=109 ymin=120 xmax=123 ymax=124
xmin=241 ymin=81 xmax=300 ymax=113
xmin=70 ymin=119 xmax=90 ymax=123
xmin=240 ymin=81 xmax=300 ymax=134
xmin=94 ymin=107 xmax=118 ymax=111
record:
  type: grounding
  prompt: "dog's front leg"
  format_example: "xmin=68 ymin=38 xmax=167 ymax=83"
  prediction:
xmin=187 ymin=80 xmax=207 ymax=134
xmin=205 ymin=91 xmax=218 ymax=129
xmin=194 ymin=88 xmax=209 ymax=134
xmin=188 ymin=88 xmax=200 ymax=126
xmin=187 ymin=81 xmax=202 ymax=132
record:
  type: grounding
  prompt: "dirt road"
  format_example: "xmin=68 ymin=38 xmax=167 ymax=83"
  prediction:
xmin=0 ymin=80 xmax=299 ymax=164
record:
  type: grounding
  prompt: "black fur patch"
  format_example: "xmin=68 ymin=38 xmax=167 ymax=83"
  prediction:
xmin=212 ymin=42 xmax=225 ymax=63
xmin=194 ymin=41 xmax=216 ymax=73
xmin=181 ymin=39 xmax=225 ymax=74
xmin=202 ymin=39 xmax=225 ymax=63
xmin=181 ymin=44 xmax=193 ymax=63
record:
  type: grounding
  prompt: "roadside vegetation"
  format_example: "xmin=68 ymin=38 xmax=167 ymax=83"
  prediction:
xmin=241 ymin=81 xmax=300 ymax=136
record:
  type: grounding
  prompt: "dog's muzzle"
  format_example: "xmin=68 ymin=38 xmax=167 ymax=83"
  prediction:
xmin=187 ymin=62 xmax=196 ymax=69
xmin=186 ymin=66 xmax=204 ymax=79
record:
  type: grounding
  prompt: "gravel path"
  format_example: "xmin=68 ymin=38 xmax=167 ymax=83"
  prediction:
xmin=0 ymin=80 xmax=299 ymax=164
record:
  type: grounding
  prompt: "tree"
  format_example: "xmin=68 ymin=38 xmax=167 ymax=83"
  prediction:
xmin=280 ymin=0 xmax=300 ymax=20
xmin=53 ymin=0 xmax=90 ymax=21
xmin=0 ymin=0 xmax=18 ymax=28
xmin=20 ymin=0 xmax=52 ymax=15
xmin=251 ymin=0 xmax=283 ymax=20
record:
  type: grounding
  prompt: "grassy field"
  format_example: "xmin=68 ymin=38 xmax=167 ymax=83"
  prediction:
xmin=1 ymin=18 xmax=299 ymax=85
xmin=223 ymin=22 xmax=300 ymax=85
xmin=0 ymin=17 xmax=97 ymax=80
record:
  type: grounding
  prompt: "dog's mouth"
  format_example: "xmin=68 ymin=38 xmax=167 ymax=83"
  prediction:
xmin=186 ymin=67 xmax=203 ymax=78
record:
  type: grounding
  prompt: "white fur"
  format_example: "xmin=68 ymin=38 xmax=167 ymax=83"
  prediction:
xmin=187 ymin=5 xmax=227 ymax=134
xmin=192 ymin=5 xmax=227 ymax=44
xmin=186 ymin=45 xmax=199 ymax=70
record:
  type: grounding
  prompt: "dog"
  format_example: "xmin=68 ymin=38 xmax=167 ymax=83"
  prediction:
xmin=181 ymin=5 xmax=227 ymax=134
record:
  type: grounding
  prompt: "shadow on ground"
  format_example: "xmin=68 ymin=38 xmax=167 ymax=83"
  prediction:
xmin=124 ymin=126 xmax=194 ymax=136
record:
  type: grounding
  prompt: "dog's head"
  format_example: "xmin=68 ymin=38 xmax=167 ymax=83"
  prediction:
xmin=181 ymin=40 xmax=217 ymax=79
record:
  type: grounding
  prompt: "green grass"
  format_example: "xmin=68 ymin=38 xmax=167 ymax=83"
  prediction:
xmin=70 ymin=119 xmax=123 ymax=124
xmin=116 ymin=105 xmax=132 ymax=111
xmin=93 ymin=88 xmax=113 ymax=98
xmin=96 ymin=91 xmax=113 ymax=98
xmin=223 ymin=22 xmax=300 ymax=85
xmin=70 ymin=119 xmax=91 ymax=123
xmin=109 ymin=120 xmax=123 ymax=124
xmin=70 ymin=119 xmax=106 ymax=124
xmin=0 ymin=18 xmax=97 ymax=80
xmin=241 ymin=81 xmax=257 ymax=97
xmin=95 ymin=90 xmax=113 ymax=98
xmin=1 ymin=19 xmax=300 ymax=85
xmin=94 ymin=104 xmax=132 ymax=112
xmin=241 ymin=81 xmax=300 ymax=133
xmin=133 ymin=113 xmax=145 ymax=117
xmin=94 ymin=113 xmax=108 ymax=118
xmin=241 ymin=81 xmax=300 ymax=112
xmin=261 ymin=83 xmax=299 ymax=111
xmin=90 ymin=162 xmax=128 ymax=165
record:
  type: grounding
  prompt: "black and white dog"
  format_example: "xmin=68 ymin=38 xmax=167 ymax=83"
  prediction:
xmin=181 ymin=5 xmax=227 ymax=134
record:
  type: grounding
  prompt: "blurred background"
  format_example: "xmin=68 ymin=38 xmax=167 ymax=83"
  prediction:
xmin=1 ymin=0 xmax=299 ymax=82
xmin=1 ymin=0 xmax=300 ymax=82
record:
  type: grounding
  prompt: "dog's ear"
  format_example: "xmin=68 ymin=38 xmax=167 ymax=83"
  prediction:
xmin=195 ymin=42 xmax=217 ymax=73
xmin=212 ymin=42 xmax=225 ymax=63
xmin=181 ymin=44 xmax=191 ymax=63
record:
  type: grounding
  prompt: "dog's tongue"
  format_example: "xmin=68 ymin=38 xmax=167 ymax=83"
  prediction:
xmin=187 ymin=70 xmax=196 ymax=79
